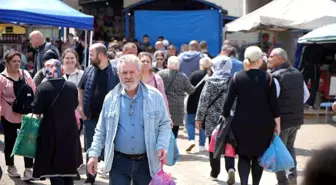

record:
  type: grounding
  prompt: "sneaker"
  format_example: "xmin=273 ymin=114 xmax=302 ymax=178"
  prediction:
xmin=84 ymin=178 xmax=95 ymax=185
xmin=99 ymin=172 xmax=109 ymax=179
xmin=209 ymin=175 xmax=218 ymax=181
xmin=7 ymin=166 xmax=20 ymax=178
xmin=199 ymin=146 xmax=207 ymax=152
xmin=22 ymin=168 xmax=33 ymax=181
xmin=227 ymin=169 xmax=235 ymax=185
xmin=185 ymin=140 xmax=196 ymax=152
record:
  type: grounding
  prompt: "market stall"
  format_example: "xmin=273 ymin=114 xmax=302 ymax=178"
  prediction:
xmin=0 ymin=0 xmax=94 ymax=66
xmin=298 ymin=24 xmax=336 ymax=104
xmin=226 ymin=0 xmax=336 ymax=32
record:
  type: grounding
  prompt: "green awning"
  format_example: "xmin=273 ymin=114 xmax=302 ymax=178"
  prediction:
xmin=298 ymin=23 xmax=336 ymax=44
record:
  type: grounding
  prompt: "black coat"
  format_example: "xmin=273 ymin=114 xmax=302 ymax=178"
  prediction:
xmin=32 ymin=78 xmax=81 ymax=178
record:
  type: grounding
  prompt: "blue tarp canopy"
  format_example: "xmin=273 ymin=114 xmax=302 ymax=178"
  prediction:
xmin=0 ymin=0 xmax=94 ymax=30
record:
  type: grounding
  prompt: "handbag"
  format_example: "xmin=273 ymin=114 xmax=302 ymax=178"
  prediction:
xmin=213 ymin=116 xmax=234 ymax=159
xmin=11 ymin=81 xmax=67 ymax=158
xmin=166 ymin=132 xmax=179 ymax=166
xmin=184 ymin=74 xmax=208 ymax=113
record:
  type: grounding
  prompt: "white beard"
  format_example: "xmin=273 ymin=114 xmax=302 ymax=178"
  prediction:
xmin=121 ymin=81 xmax=139 ymax=91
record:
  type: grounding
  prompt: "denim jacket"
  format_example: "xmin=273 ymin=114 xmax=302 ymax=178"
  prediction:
xmin=87 ymin=82 xmax=171 ymax=176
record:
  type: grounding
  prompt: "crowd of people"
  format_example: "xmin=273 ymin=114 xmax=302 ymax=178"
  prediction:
xmin=0 ymin=30 xmax=335 ymax=185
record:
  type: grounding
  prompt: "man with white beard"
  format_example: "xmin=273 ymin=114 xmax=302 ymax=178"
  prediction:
xmin=86 ymin=54 xmax=171 ymax=185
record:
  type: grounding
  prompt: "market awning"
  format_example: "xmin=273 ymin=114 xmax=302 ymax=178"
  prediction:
xmin=0 ymin=0 xmax=94 ymax=30
xmin=226 ymin=0 xmax=336 ymax=32
xmin=298 ymin=23 xmax=336 ymax=44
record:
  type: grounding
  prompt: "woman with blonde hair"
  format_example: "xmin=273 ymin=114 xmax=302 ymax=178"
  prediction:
xmin=222 ymin=46 xmax=280 ymax=185
xmin=185 ymin=57 xmax=212 ymax=152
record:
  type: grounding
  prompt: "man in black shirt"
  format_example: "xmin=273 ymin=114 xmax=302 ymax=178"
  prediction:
xmin=78 ymin=43 xmax=119 ymax=185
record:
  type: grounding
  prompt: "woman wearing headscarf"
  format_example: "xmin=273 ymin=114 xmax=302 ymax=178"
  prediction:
xmin=33 ymin=50 xmax=58 ymax=86
xmin=222 ymin=46 xmax=280 ymax=185
xmin=195 ymin=55 xmax=236 ymax=184
xmin=32 ymin=59 xmax=80 ymax=185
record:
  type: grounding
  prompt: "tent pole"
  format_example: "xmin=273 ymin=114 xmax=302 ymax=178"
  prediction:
xmin=89 ymin=30 xmax=93 ymax=46
xmin=84 ymin=30 xmax=88 ymax=68
xmin=63 ymin=27 xmax=67 ymax=42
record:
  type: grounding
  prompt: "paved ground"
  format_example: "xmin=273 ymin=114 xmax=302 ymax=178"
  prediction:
xmin=1 ymin=118 xmax=336 ymax=185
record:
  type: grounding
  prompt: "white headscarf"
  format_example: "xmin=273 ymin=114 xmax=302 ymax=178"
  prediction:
xmin=211 ymin=55 xmax=232 ymax=78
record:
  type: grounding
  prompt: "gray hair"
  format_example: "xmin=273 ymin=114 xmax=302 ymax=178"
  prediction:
xmin=167 ymin=56 xmax=180 ymax=70
xmin=272 ymin=48 xmax=288 ymax=61
xmin=29 ymin=30 xmax=43 ymax=38
xmin=117 ymin=54 xmax=141 ymax=72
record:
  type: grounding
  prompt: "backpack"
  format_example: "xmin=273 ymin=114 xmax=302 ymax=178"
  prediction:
xmin=2 ymin=70 xmax=34 ymax=114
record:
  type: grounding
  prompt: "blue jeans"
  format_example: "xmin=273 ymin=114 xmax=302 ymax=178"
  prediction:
xmin=186 ymin=114 xmax=206 ymax=146
xmin=84 ymin=119 xmax=104 ymax=180
xmin=276 ymin=126 xmax=300 ymax=185
xmin=109 ymin=153 xmax=151 ymax=185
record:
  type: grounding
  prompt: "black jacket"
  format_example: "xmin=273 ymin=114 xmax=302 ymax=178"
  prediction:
xmin=187 ymin=70 xmax=207 ymax=114
xmin=271 ymin=62 xmax=304 ymax=129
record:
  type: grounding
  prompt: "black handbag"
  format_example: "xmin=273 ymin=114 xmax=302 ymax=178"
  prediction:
xmin=213 ymin=116 xmax=235 ymax=159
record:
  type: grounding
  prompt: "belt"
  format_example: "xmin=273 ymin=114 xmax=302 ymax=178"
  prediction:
xmin=114 ymin=151 xmax=147 ymax=160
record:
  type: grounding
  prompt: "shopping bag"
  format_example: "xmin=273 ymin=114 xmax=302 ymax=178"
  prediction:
xmin=11 ymin=114 xmax=41 ymax=158
xmin=259 ymin=134 xmax=295 ymax=172
xmin=150 ymin=161 xmax=176 ymax=185
xmin=208 ymin=124 xmax=220 ymax=152
xmin=224 ymin=143 xmax=236 ymax=157
xmin=166 ymin=132 xmax=179 ymax=166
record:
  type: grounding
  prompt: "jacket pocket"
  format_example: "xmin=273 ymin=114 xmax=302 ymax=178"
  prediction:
xmin=148 ymin=111 xmax=160 ymax=120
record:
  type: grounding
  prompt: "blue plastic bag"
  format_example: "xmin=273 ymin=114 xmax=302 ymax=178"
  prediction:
xmin=166 ymin=132 xmax=179 ymax=166
xmin=259 ymin=134 xmax=295 ymax=172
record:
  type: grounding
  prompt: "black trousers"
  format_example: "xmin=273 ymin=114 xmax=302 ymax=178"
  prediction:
xmin=2 ymin=116 xmax=33 ymax=168
xmin=172 ymin=126 xmax=179 ymax=139
xmin=238 ymin=156 xmax=263 ymax=185
xmin=50 ymin=177 xmax=74 ymax=185
xmin=303 ymin=65 xmax=320 ymax=107
xmin=207 ymin=137 xmax=235 ymax=178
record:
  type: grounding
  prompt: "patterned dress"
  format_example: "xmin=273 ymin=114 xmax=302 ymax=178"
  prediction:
xmin=157 ymin=69 xmax=195 ymax=126
xmin=195 ymin=74 xmax=231 ymax=136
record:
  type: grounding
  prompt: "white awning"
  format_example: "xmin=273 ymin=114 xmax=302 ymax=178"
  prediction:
xmin=226 ymin=0 xmax=336 ymax=32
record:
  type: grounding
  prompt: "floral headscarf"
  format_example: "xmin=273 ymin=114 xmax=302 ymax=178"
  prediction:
xmin=43 ymin=59 xmax=63 ymax=79
xmin=211 ymin=55 xmax=232 ymax=78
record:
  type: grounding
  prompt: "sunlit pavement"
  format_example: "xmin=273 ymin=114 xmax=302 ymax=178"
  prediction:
xmin=1 ymin=118 xmax=335 ymax=185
